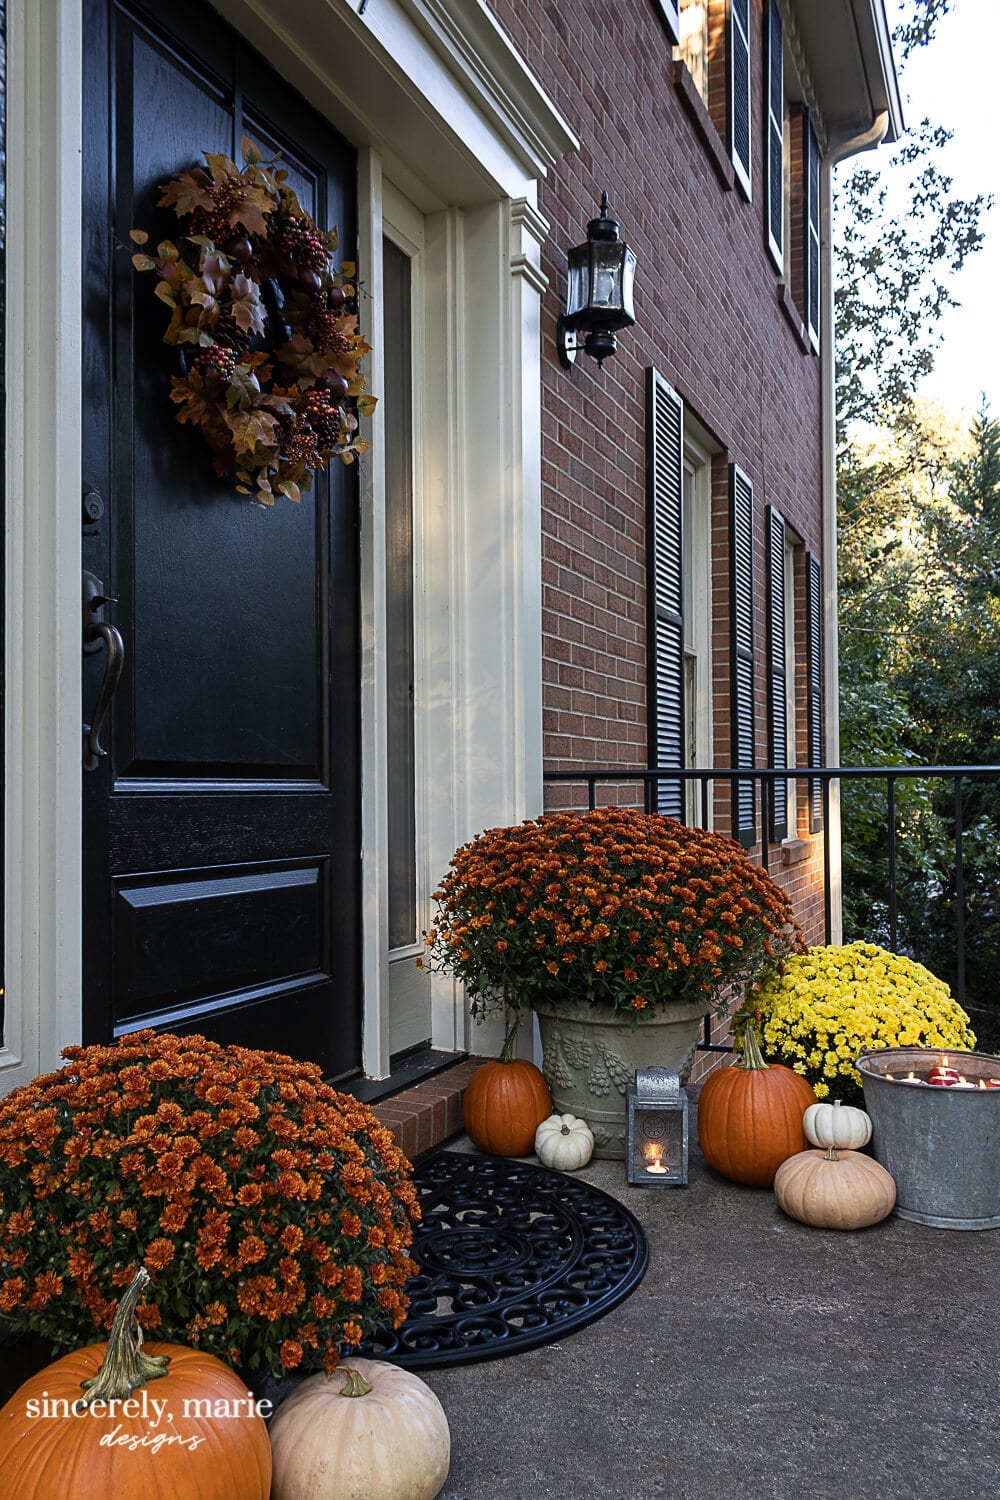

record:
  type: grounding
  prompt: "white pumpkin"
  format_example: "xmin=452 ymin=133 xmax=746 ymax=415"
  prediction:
xmin=803 ymin=1099 xmax=872 ymax=1152
xmin=534 ymin=1112 xmax=594 ymax=1171
xmin=268 ymin=1359 xmax=450 ymax=1500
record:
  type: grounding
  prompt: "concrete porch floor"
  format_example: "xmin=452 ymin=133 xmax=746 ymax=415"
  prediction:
xmin=421 ymin=1104 xmax=998 ymax=1500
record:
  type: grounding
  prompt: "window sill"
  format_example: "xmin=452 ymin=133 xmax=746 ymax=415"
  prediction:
xmin=776 ymin=282 xmax=816 ymax=354
xmin=672 ymin=60 xmax=734 ymax=192
xmin=780 ymin=837 xmax=813 ymax=867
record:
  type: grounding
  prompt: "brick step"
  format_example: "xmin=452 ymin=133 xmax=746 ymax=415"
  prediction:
xmin=369 ymin=1055 xmax=487 ymax=1161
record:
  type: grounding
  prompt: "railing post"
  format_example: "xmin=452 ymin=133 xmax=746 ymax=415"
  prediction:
xmin=887 ymin=776 xmax=898 ymax=953
xmin=954 ymin=776 xmax=966 ymax=1008
xmin=822 ymin=775 xmax=832 ymax=944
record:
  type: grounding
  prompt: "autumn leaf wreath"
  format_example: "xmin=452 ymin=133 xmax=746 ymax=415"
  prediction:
xmin=131 ymin=136 xmax=375 ymax=507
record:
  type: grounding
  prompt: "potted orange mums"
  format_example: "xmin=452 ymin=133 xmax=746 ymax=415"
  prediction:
xmin=425 ymin=807 xmax=803 ymax=1158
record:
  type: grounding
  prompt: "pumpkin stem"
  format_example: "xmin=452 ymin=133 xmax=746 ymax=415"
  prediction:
xmin=77 ymin=1266 xmax=170 ymax=1408
xmin=499 ymin=1011 xmax=520 ymax=1065
xmin=739 ymin=1022 xmax=770 ymax=1072
xmin=339 ymin=1366 xmax=374 ymax=1397
xmin=824 ymin=1146 xmax=840 ymax=1161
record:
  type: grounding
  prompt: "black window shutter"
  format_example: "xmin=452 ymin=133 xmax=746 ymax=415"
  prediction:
xmin=729 ymin=0 xmax=752 ymax=199
xmin=652 ymin=0 xmax=681 ymax=46
xmin=766 ymin=506 xmax=788 ymax=841
xmin=729 ymin=464 xmax=756 ymax=846
xmin=806 ymin=550 xmax=823 ymax=832
xmin=805 ymin=115 xmax=821 ymax=348
xmin=766 ymin=0 xmax=784 ymax=271
xmin=646 ymin=369 xmax=685 ymax=820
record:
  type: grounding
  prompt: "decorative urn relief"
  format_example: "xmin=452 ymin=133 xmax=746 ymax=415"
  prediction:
xmin=534 ymin=998 xmax=707 ymax=1159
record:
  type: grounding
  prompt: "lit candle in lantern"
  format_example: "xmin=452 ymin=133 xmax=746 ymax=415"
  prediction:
xmin=645 ymin=1148 xmax=668 ymax=1176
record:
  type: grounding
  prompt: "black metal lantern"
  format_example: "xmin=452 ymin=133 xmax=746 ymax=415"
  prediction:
xmin=626 ymin=1068 xmax=689 ymax=1186
xmin=557 ymin=192 xmax=637 ymax=369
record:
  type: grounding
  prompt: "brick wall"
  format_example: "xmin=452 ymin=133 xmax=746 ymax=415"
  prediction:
xmin=487 ymin=1 xmax=830 ymax=1043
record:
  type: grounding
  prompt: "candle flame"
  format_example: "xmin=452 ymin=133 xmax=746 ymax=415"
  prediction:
xmin=907 ymin=1071 xmax=916 ymax=1081
xmin=979 ymin=1080 xmax=987 ymax=1090
xmin=942 ymin=1055 xmax=950 ymax=1067
xmin=959 ymin=1076 xmax=968 ymax=1085
xmin=886 ymin=1072 xmax=894 ymax=1080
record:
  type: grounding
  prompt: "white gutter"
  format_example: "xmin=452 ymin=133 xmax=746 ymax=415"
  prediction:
xmin=820 ymin=109 xmax=889 ymax=942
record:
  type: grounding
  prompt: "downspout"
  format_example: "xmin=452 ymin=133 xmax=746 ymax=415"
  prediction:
xmin=820 ymin=110 xmax=889 ymax=943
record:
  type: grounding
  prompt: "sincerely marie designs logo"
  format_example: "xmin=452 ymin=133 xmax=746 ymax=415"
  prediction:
xmin=23 ymin=1388 xmax=273 ymax=1455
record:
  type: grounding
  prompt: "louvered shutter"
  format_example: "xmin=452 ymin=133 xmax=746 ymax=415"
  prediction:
xmin=646 ymin=369 xmax=685 ymax=820
xmin=729 ymin=0 xmax=752 ymax=199
xmin=729 ymin=464 xmax=756 ymax=846
xmin=766 ymin=0 xmax=784 ymax=271
xmin=804 ymin=115 xmax=821 ymax=348
xmin=806 ymin=551 xmax=823 ymax=832
xmin=766 ymin=507 xmax=788 ymax=841
xmin=652 ymin=0 xmax=681 ymax=45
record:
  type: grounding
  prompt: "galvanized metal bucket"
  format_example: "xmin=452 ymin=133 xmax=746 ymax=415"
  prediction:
xmin=857 ymin=1047 xmax=1000 ymax=1230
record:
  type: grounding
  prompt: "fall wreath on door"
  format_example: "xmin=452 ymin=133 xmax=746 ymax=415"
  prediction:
xmin=132 ymin=137 xmax=375 ymax=507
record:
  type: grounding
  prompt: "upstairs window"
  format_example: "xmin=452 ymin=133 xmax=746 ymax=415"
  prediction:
xmin=673 ymin=1 xmax=751 ymax=199
xmin=765 ymin=0 xmax=784 ymax=271
xmin=677 ymin=1 xmax=709 ymax=102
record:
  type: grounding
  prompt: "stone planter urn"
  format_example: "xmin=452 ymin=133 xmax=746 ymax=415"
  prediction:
xmin=534 ymin=997 xmax=709 ymax=1159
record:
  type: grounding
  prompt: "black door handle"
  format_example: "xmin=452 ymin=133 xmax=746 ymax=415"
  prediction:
xmin=83 ymin=570 xmax=125 ymax=771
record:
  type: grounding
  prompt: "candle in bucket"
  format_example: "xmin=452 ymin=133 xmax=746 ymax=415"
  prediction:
xmin=927 ymin=1055 xmax=960 ymax=1086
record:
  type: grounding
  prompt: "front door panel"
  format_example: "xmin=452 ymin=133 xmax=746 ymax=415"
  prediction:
xmin=82 ymin=0 xmax=361 ymax=1078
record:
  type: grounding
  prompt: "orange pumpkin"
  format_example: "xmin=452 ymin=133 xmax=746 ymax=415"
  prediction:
xmin=697 ymin=1023 xmax=815 ymax=1187
xmin=463 ymin=1020 xmax=552 ymax=1155
xmin=0 ymin=1268 xmax=271 ymax=1500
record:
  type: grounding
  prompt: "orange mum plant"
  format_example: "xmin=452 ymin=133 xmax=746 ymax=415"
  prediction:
xmin=0 ymin=1032 xmax=419 ymax=1378
xmin=424 ymin=808 xmax=804 ymax=1022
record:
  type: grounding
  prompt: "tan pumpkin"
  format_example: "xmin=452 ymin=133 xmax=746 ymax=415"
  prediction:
xmin=268 ymin=1360 xmax=450 ymax=1500
xmin=803 ymin=1099 xmax=872 ymax=1152
xmin=0 ymin=1267 xmax=271 ymax=1500
xmin=697 ymin=1023 xmax=815 ymax=1186
xmin=774 ymin=1147 xmax=896 ymax=1230
xmin=463 ymin=1018 xmax=552 ymax=1156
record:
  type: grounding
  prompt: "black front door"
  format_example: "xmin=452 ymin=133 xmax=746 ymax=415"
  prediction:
xmin=81 ymin=0 xmax=361 ymax=1080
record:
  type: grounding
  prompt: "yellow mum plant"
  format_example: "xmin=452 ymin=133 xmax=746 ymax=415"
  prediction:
xmin=735 ymin=941 xmax=976 ymax=1105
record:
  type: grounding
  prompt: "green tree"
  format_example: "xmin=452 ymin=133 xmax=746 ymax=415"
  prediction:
xmin=834 ymin=5 xmax=989 ymax=433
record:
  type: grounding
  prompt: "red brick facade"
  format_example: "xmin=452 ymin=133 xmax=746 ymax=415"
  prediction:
xmin=486 ymin=0 xmax=829 ymax=975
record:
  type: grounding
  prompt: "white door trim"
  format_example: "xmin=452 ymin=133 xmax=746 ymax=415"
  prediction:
xmin=2 ymin=0 xmax=84 ymax=1090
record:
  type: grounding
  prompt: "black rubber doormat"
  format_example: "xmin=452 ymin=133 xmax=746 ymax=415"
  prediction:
xmin=360 ymin=1149 xmax=649 ymax=1369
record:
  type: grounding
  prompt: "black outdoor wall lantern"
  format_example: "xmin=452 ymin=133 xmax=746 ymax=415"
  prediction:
xmin=557 ymin=191 xmax=637 ymax=369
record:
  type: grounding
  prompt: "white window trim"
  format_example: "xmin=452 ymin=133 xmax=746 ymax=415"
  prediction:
xmin=3 ymin=0 xmax=576 ymax=1091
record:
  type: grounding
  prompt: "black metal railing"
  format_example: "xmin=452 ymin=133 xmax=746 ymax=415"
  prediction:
xmin=542 ymin=764 xmax=1000 ymax=1052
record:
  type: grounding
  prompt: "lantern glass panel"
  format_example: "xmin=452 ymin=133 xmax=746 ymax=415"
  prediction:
xmin=565 ymin=249 xmax=590 ymax=321
xmin=589 ymin=241 xmax=625 ymax=310
xmin=621 ymin=246 xmax=637 ymax=322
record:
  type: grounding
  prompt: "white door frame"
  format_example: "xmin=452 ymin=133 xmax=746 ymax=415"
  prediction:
xmin=2 ymin=0 xmax=577 ymax=1091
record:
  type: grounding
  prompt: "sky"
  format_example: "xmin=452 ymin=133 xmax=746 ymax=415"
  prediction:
xmin=891 ymin=1 xmax=1000 ymax=417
